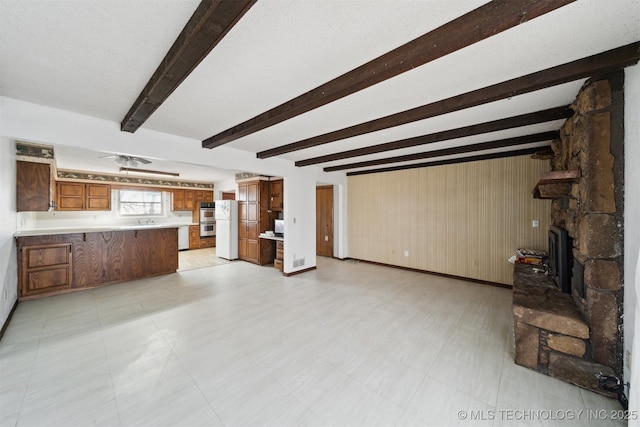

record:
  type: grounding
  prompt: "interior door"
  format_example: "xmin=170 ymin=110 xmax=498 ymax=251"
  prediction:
xmin=316 ymin=185 xmax=333 ymax=257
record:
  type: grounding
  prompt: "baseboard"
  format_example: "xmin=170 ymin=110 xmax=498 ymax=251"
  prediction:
xmin=0 ymin=299 xmax=19 ymax=342
xmin=284 ymin=266 xmax=317 ymax=277
xmin=344 ymin=258 xmax=511 ymax=289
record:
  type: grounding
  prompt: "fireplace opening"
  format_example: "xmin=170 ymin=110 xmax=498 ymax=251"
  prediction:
xmin=548 ymin=226 xmax=572 ymax=293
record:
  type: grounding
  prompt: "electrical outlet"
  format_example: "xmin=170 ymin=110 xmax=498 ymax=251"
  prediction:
xmin=532 ymin=219 xmax=540 ymax=228
xmin=403 ymin=250 xmax=409 ymax=257
xmin=3 ymin=289 xmax=7 ymax=301
xmin=626 ymin=350 xmax=632 ymax=369
xmin=324 ymin=236 xmax=328 ymax=241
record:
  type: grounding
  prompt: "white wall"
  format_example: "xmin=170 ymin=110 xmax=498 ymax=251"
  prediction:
xmin=625 ymin=63 xmax=640 ymax=415
xmin=213 ymin=177 xmax=237 ymax=200
xmin=0 ymin=138 xmax=18 ymax=331
xmin=0 ymin=96 xmax=348 ymax=279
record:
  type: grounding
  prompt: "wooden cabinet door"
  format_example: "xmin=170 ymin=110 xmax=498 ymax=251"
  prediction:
xmin=73 ymin=231 xmax=128 ymax=287
xmin=172 ymin=190 xmax=185 ymax=210
xmin=86 ymin=184 xmax=111 ymax=210
xmin=238 ymin=237 xmax=248 ymax=259
xmin=246 ymin=240 xmax=259 ymax=263
xmin=247 ymin=203 xmax=258 ymax=222
xmin=269 ymin=180 xmax=283 ymax=212
xmin=247 ymin=222 xmax=258 ymax=240
xmin=185 ymin=190 xmax=195 ymax=210
xmin=17 ymin=161 xmax=51 ymax=212
xmin=189 ymin=225 xmax=200 ymax=249
xmin=247 ymin=182 xmax=259 ymax=202
xmin=238 ymin=184 xmax=248 ymax=202
xmin=204 ymin=191 xmax=214 ymax=202
xmin=57 ymin=182 xmax=85 ymax=210
xmin=125 ymin=229 xmax=177 ymax=277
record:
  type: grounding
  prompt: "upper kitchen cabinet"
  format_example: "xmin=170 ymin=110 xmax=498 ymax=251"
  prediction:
xmin=172 ymin=189 xmax=186 ymax=210
xmin=17 ymin=161 xmax=52 ymax=212
xmin=269 ymin=179 xmax=283 ymax=212
xmin=195 ymin=190 xmax=214 ymax=204
xmin=57 ymin=182 xmax=111 ymax=211
xmin=171 ymin=189 xmax=213 ymax=211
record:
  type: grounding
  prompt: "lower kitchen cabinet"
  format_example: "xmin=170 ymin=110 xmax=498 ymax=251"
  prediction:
xmin=274 ymin=240 xmax=284 ymax=272
xmin=20 ymin=242 xmax=72 ymax=297
xmin=199 ymin=236 xmax=215 ymax=249
xmin=189 ymin=225 xmax=200 ymax=249
xmin=17 ymin=227 xmax=178 ymax=299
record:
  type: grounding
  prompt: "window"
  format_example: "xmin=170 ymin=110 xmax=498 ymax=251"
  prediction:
xmin=118 ymin=190 xmax=163 ymax=216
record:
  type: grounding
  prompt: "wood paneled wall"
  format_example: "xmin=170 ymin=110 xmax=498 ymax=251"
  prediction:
xmin=347 ymin=155 xmax=551 ymax=285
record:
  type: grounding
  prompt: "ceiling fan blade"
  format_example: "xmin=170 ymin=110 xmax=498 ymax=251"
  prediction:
xmin=135 ymin=157 xmax=152 ymax=164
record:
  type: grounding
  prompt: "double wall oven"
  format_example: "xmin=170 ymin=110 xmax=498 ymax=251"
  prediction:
xmin=199 ymin=202 xmax=216 ymax=237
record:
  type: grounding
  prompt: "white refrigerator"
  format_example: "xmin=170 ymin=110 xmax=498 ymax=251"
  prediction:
xmin=215 ymin=200 xmax=238 ymax=260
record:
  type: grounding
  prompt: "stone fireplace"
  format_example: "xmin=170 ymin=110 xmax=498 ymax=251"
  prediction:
xmin=513 ymin=71 xmax=625 ymax=399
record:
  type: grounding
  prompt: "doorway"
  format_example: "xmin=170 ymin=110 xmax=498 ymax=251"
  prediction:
xmin=221 ymin=191 xmax=235 ymax=200
xmin=316 ymin=185 xmax=333 ymax=257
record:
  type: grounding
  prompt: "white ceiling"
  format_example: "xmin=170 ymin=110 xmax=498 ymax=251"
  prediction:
xmin=1 ymin=0 xmax=639 ymax=177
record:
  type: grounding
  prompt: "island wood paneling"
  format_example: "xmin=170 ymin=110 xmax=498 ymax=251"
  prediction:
xmin=347 ymin=155 xmax=551 ymax=285
xmin=17 ymin=228 xmax=178 ymax=299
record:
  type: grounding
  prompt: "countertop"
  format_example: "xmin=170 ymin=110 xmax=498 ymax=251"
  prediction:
xmin=15 ymin=223 xmax=190 ymax=237
xmin=259 ymin=233 xmax=284 ymax=242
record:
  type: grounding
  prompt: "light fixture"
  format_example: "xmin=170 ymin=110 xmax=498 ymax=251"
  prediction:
xmin=119 ymin=167 xmax=180 ymax=177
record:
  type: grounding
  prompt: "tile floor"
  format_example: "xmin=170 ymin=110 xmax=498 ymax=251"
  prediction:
xmin=178 ymin=248 xmax=230 ymax=272
xmin=0 ymin=258 xmax=624 ymax=427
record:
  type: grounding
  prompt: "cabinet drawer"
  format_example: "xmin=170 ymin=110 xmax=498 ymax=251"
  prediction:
xmin=276 ymin=248 xmax=284 ymax=261
xmin=26 ymin=267 xmax=71 ymax=294
xmin=274 ymin=259 xmax=283 ymax=272
xmin=25 ymin=245 xmax=71 ymax=268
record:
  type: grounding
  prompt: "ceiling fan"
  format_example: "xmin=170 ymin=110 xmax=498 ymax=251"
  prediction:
xmin=100 ymin=154 xmax=152 ymax=168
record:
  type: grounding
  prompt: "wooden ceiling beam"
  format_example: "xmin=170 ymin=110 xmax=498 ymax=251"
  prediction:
xmin=296 ymin=106 xmax=571 ymax=167
xmin=260 ymin=42 xmax=640 ymax=159
xmin=202 ymin=0 xmax=576 ymax=149
xmin=346 ymin=146 xmax=548 ymax=177
xmin=121 ymin=0 xmax=257 ymax=133
xmin=323 ymin=131 xmax=558 ymax=172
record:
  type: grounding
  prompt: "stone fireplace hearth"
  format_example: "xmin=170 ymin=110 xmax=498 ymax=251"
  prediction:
xmin=513 ymin=71 xmax=625 ymax=399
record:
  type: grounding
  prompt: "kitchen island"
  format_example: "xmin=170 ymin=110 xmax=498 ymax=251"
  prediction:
xmin=16 ymin=225 xmax=180 ymax=300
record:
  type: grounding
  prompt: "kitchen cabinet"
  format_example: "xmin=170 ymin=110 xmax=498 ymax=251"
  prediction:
xmin=57 ymin=182 xmax=111 ymax=211
xmin=269 ymin=179 xmax=283 ymax=212
xmin=17 ymin=227 xmax=178 ymax=300
xmin=189 ymin=225 xmax=200 ymax=249
xmin=185 ymin=190 xmax=195 ymax=210
xmin=194 ymin=190 xmax=213 ymax=204
xmin=173 ymin=189 xmax=213 ymax=217
xmin=274 ymin=240 xmax=284 ymax=272
xmin=17 ymin=161 xmax=51 ymax=212
xmin=172 ymin=189 xmax=186 ymax=210
xmin=19 ymin=242 xmax=72 ymax=297
xmin=199 ymin=236 xmax=216 ymax=249
xmin=237 ymin=180 xmax=274 ymax=265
